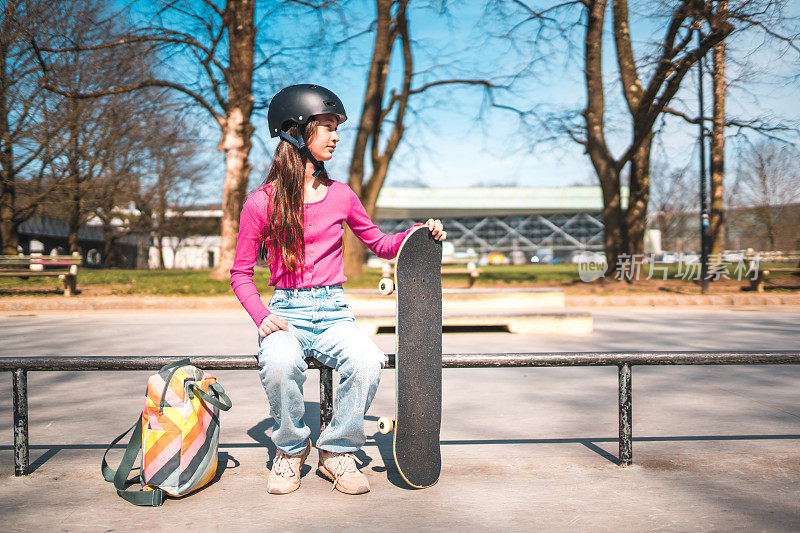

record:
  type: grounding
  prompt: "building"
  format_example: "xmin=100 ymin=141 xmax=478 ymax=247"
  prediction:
xmin=16 ymin=216 xmax=146 ymax=268
xmin=373 ymin=186 xmax=628 ymax=263
xmin=149 ymin=235 xmax=220 ymax=270
xmin=166 ymin=186 xmax=624 ymax=268
xmin=16 ymin=186 xmax=630 ymax=268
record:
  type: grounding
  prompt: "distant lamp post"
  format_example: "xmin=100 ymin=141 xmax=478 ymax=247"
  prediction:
xmin=696 ymin=28 xmax=711 ymax=294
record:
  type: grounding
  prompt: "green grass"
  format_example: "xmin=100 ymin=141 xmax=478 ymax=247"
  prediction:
xmin=1 ymin=262 xmax=795 ymax=296
xmin=0 ymin=268 xmax=270 ymax=296
xmin=471 ymin=264 xmax=581 ymax=283
xmin=1 ymin=265 xmax=574 ymax=295
xmin=345 ymin=264 xmax=584 ymax=287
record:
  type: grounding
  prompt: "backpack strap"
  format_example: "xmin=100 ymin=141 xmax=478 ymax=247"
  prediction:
xmin=158 ymin=357 xmax=191 ymax=373
xmin=101 ymin=415 xmax=164 ymax=507
xmin=189 ymin=382 xmax=233 ymax=411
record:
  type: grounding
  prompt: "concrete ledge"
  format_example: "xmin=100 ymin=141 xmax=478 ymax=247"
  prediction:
xmin=0 ymin=295 xmax=239 ymax=311
xmin=0 ymin=290 xmax=797 ymax=313
xmin=566 ymin=293 xmax=800 ymax=307
xmin=355 ymin=310 xmax=593 ymax=335
xmin=347 ymin=287 xmax=566 ymax=315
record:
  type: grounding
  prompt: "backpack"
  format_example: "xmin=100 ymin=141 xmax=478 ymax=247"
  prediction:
xmin=102 ymin=359 xmax=232 ymax=506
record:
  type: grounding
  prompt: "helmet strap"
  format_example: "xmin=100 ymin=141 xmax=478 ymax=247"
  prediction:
xmin=279 ymin=129 xmax=325 ymax=178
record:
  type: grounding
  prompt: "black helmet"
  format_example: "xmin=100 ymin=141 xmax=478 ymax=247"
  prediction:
xmin=268 ymin=84 xmax=346 ymax=138
xmin=267 ymin=84 xmax=347 ymax=178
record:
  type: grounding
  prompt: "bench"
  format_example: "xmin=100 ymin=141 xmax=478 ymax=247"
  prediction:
xmin=745 ymin=252 xmax=800 ymax=293
xmin=0 ymin=252 xmax=82 ymax=296
xmin=3 ymin=350 xmax=799 ymax=476
xmin=441 ymin=263 xmax=482 ymax=288
xmin=381 ymin=259 xmax=482 ymax=288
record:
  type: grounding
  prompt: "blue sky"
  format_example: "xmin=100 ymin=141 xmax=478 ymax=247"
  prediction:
xmin=126 ymin=1 xmax=800 ymax=201
xmin=282 ymin=0 xmax=599 ymax=190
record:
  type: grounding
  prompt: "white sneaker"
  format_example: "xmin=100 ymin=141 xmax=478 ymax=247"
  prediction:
xmin=318 ymin=450 xmax=370 ymax=494
xmin=267 ymin=441 xmax=310 ymax=495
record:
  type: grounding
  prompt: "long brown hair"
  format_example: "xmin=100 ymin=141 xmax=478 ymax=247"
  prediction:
xmin=259 ymin=117 xmax=329 ymax=271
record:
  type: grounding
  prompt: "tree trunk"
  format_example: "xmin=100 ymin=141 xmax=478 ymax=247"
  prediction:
xmin=211 ymin=0 xmax=255 ymax=280
xmin=625 ymin=132 xmax=653 ymax=258
xmin=67 ymin=101 xmax=81 ymax=254
xmin=0 ymin=27 xmax=18 ymax=254
xmin=342 ymin=226 xmax=365 ymax=278
xmin=67 ymin=196 xmax=80 ymax=252
xmin=156 ymin=232 xmax=165 ymax=269
xmin=0 ymin=183 xmax=15 ymax=253
xmin=709 ymin=1 xmax=727 ymax=257
xmin=102 ymin=222 xmax=116 ymax=267
xmin=612 ymin=0 xmax=645 ymax=269
xmin=0 ymin=154 xmax=16 ymax=254
xmin=583 ymin=0 xmax=625 ymax=277
xmin=599 ymin=167 xmax=625 ymax=276
xmin=345 ymin=0 xmax=395 ymax=279
xmin=153 ymin=179 xmax=167 ymax=270
xmin=361 ymin=0 xmax=411 ymax=220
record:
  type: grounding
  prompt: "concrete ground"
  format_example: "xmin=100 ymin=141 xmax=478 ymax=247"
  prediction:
xmin=0 ymin=305 xmax=799 ymax=531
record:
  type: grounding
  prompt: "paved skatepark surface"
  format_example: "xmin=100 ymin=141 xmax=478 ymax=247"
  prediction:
xmin=1 ymin=305 xmax=799 ymax=531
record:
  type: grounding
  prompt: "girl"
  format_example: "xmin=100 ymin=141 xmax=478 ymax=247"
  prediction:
xmin=230 ymin=84 xmax=446 ymax=495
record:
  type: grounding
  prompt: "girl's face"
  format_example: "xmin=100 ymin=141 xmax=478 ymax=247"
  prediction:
xmin=307 ymin=114 xmax=340 ymax=163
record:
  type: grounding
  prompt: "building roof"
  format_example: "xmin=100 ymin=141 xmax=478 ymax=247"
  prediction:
xmin=179 ymin=185 xmax=630 ymax=219
xmin=374 ymin=186 xmax=629 ymax=218
xmin=18 ymin=217 xmax=142 ymax=245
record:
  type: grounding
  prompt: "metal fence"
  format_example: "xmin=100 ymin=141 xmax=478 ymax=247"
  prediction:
xmin=2 ymin=351 xmax=799 ymax=477
xmin=379 ymin=213 xmax=605 ymax=255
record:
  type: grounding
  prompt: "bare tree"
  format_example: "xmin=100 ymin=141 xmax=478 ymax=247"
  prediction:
xmin=734 ymin=140 xmax=800 ymax=250
xmin=600 ymin=1 xmax=731 ymax=269
xmin=709 ymin=0 xmax=727 ymax=258
xmin=86 ymin=95 xmax=165 ymax=267
xmin=36 ymin=1 xmax=159 ymax=254
xmin=33 ymin=0 xmax=330 ymax=278
xmin=662 ymin=0 xmax=800 ymax=258
xmin=89 ymin=128 xmax=139 ymax=268
xmin=142 ymin=113 xmax=209 ymax=270
xmin=38 ymin=92 xmax=142 ymax=257
xmin=0 ymin=0 xmax=72 ymax=254
xmin=649 ymin=164 xmax=696 ymax=251
xmin=343 ymin=0 xmax=506 ymax=276
xmin=493 ymin=1 xmax=732 ymax=277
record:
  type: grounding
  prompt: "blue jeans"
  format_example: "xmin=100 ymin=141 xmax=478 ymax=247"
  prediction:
xmin=256 ymin=284 xmax=386 ymax=455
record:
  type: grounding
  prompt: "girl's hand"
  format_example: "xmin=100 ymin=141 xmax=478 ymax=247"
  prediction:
xmin=258 ymin=314 xmax=289 ymax=337
xmin=425 ymin=218 xmax=447 ymax=241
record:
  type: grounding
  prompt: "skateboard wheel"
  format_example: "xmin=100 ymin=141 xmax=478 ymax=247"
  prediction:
xmin=378 ymin=278 xmax=394 ymax=295
xmin=377 ymin=416 xmax=394 ymax=434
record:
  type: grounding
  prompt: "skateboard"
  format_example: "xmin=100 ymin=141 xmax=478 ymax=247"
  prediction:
xmin=376 ymin=225 xmax=442 ymax=488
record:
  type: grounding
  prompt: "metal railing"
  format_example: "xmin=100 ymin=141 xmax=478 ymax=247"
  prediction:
xmin=2 ymin=351 xmax=799 ymax=477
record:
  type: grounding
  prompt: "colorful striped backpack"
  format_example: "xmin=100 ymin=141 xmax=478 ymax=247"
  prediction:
xmin=102 ymin=359 xmax=232 ymax=506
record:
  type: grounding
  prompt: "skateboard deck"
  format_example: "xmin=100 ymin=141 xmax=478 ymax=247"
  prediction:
xmin=380 ymin=225 xmax=442 ymax=488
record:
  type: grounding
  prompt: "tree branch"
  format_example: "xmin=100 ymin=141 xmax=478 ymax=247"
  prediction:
xmin=510 ymin=0 xmax=584 ymax=26
xmin=663 ymin=106 xmax=798 ymax=138
xmin=381 ymin=79 xmax=507 ymax=120
xmin=39 ymin=80 xmax=222 ymax=123
xmin=612 ymin=0 xmax=644 ymax=113
xmin=335 ymin=19 xmax=377 ymax=46
xmin=35 ymin=31 xmax=228 ymax=74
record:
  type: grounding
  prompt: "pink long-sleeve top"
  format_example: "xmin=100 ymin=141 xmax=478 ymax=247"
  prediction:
xmin=230 ymin=180 xmax=422 ymax=326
